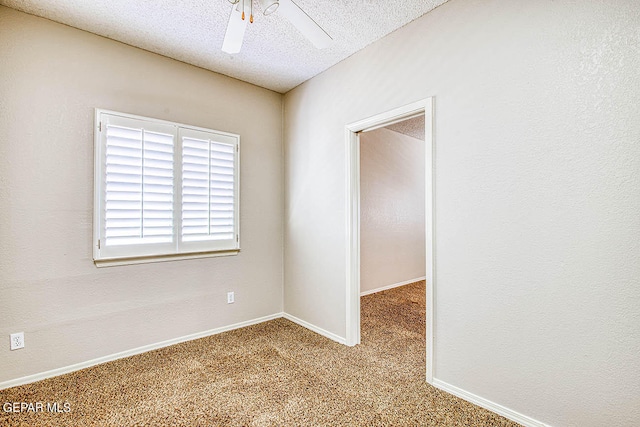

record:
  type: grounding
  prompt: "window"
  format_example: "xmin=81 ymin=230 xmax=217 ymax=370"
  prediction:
xmin=93 ymin=109 xmax=240 ymax=265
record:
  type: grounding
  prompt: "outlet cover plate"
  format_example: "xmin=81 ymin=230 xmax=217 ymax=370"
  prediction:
xmin=10 ymin=332 xmax=24 ymax=350
xmin=227 ymin=292 xmax=235 ymax=304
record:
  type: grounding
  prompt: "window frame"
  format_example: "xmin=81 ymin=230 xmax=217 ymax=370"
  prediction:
xmin=93 ymin=109 xmax=240 ymax=267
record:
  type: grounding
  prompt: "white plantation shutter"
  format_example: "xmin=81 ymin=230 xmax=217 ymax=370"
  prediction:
xmin=94 ymin=110 xmax=240 ymax=264
xmin=179 ymin=128 xmax=238 ymax=252
xmin=98 ymin=114 xmax=177 ymax=259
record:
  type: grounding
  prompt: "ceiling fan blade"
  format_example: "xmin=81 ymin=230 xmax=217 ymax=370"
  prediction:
xmin=222 ymin=4 xmax=249 ymax=54
xmin=278 ymin=0 xmax=332 ymax=49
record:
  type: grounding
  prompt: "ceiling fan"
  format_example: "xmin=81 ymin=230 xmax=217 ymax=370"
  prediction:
xmin=222 ymin=0 xmax=333 ymax=54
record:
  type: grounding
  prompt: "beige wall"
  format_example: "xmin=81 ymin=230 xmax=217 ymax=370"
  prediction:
xmin=360 ymin=128 xmax=425 ymax=294
xmin=283 ymin=0 xmax=640 ymax=426
xmin=0 ymin=6 xmax=283 ymax=383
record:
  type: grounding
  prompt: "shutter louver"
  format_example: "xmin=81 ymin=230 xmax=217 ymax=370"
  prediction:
xmin=182 ymin=137 xmax=236 ymax=242
xmin=209 ymin=141 xmax=235 ymax=240
xmin=142 ymin=131 xmax=174 ymax=243
xmin=104 ymin=124 xmax=174 ymax=247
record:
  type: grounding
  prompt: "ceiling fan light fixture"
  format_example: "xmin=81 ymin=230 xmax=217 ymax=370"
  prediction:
xmin=223 ymin=0 xmax=331 ymax=54
xmin=260 ymin=0 xmax=279 ymax=15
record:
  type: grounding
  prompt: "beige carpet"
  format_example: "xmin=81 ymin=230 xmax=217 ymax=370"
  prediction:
xmin=0 ymin=281 xmax=520 ymax=426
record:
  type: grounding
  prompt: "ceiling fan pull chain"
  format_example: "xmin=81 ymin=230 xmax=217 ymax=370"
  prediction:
xmin=250 ymin=0 xmax=254 ymax=23
xmin=242 ymin=0 xmax=245 ymax=20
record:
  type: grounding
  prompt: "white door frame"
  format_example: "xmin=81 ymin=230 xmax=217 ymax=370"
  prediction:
xmin=345 ymin=97 xmax=435 ymax=383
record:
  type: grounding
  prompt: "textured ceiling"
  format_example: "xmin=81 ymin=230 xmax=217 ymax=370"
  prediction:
xmin=0 ymin=0 xmax=448 ymax=93
xmin=385 ymin=115 xmax=425 ymax=141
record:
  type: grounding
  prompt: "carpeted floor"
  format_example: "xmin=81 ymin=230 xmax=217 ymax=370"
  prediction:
xmin=0 ymin=281 xmax=520 ymax=426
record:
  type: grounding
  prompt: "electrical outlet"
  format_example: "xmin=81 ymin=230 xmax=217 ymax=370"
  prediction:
xmin=10 ymin=332 xmax=24 ymax=350
xmin=227 ymin=291 xmax=235 ymax=304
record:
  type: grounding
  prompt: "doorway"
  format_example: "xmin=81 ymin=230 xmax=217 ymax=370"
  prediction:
xmin=359 ymin=114 xmax=426 ymax=296
xmin=345 ymin=98 xmax=435 ymax=383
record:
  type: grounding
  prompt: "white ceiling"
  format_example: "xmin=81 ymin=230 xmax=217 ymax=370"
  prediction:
xmin=0 ymin=0 xmax=448 ymax=93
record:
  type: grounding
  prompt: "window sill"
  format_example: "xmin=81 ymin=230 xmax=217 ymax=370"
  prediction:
xmin=94 ymin=249 xmax=240 ymax=268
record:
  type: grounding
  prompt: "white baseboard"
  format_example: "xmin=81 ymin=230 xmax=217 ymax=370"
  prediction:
xmin=282 ymin=313 xmax=347 ymax=345
xmin=432 ymin=379 xmax=551 ymax=427
xmin=0 ymin=313 xmax=283 ymax=391
xmin=360 ymin=276 xmax=426 ymax=296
